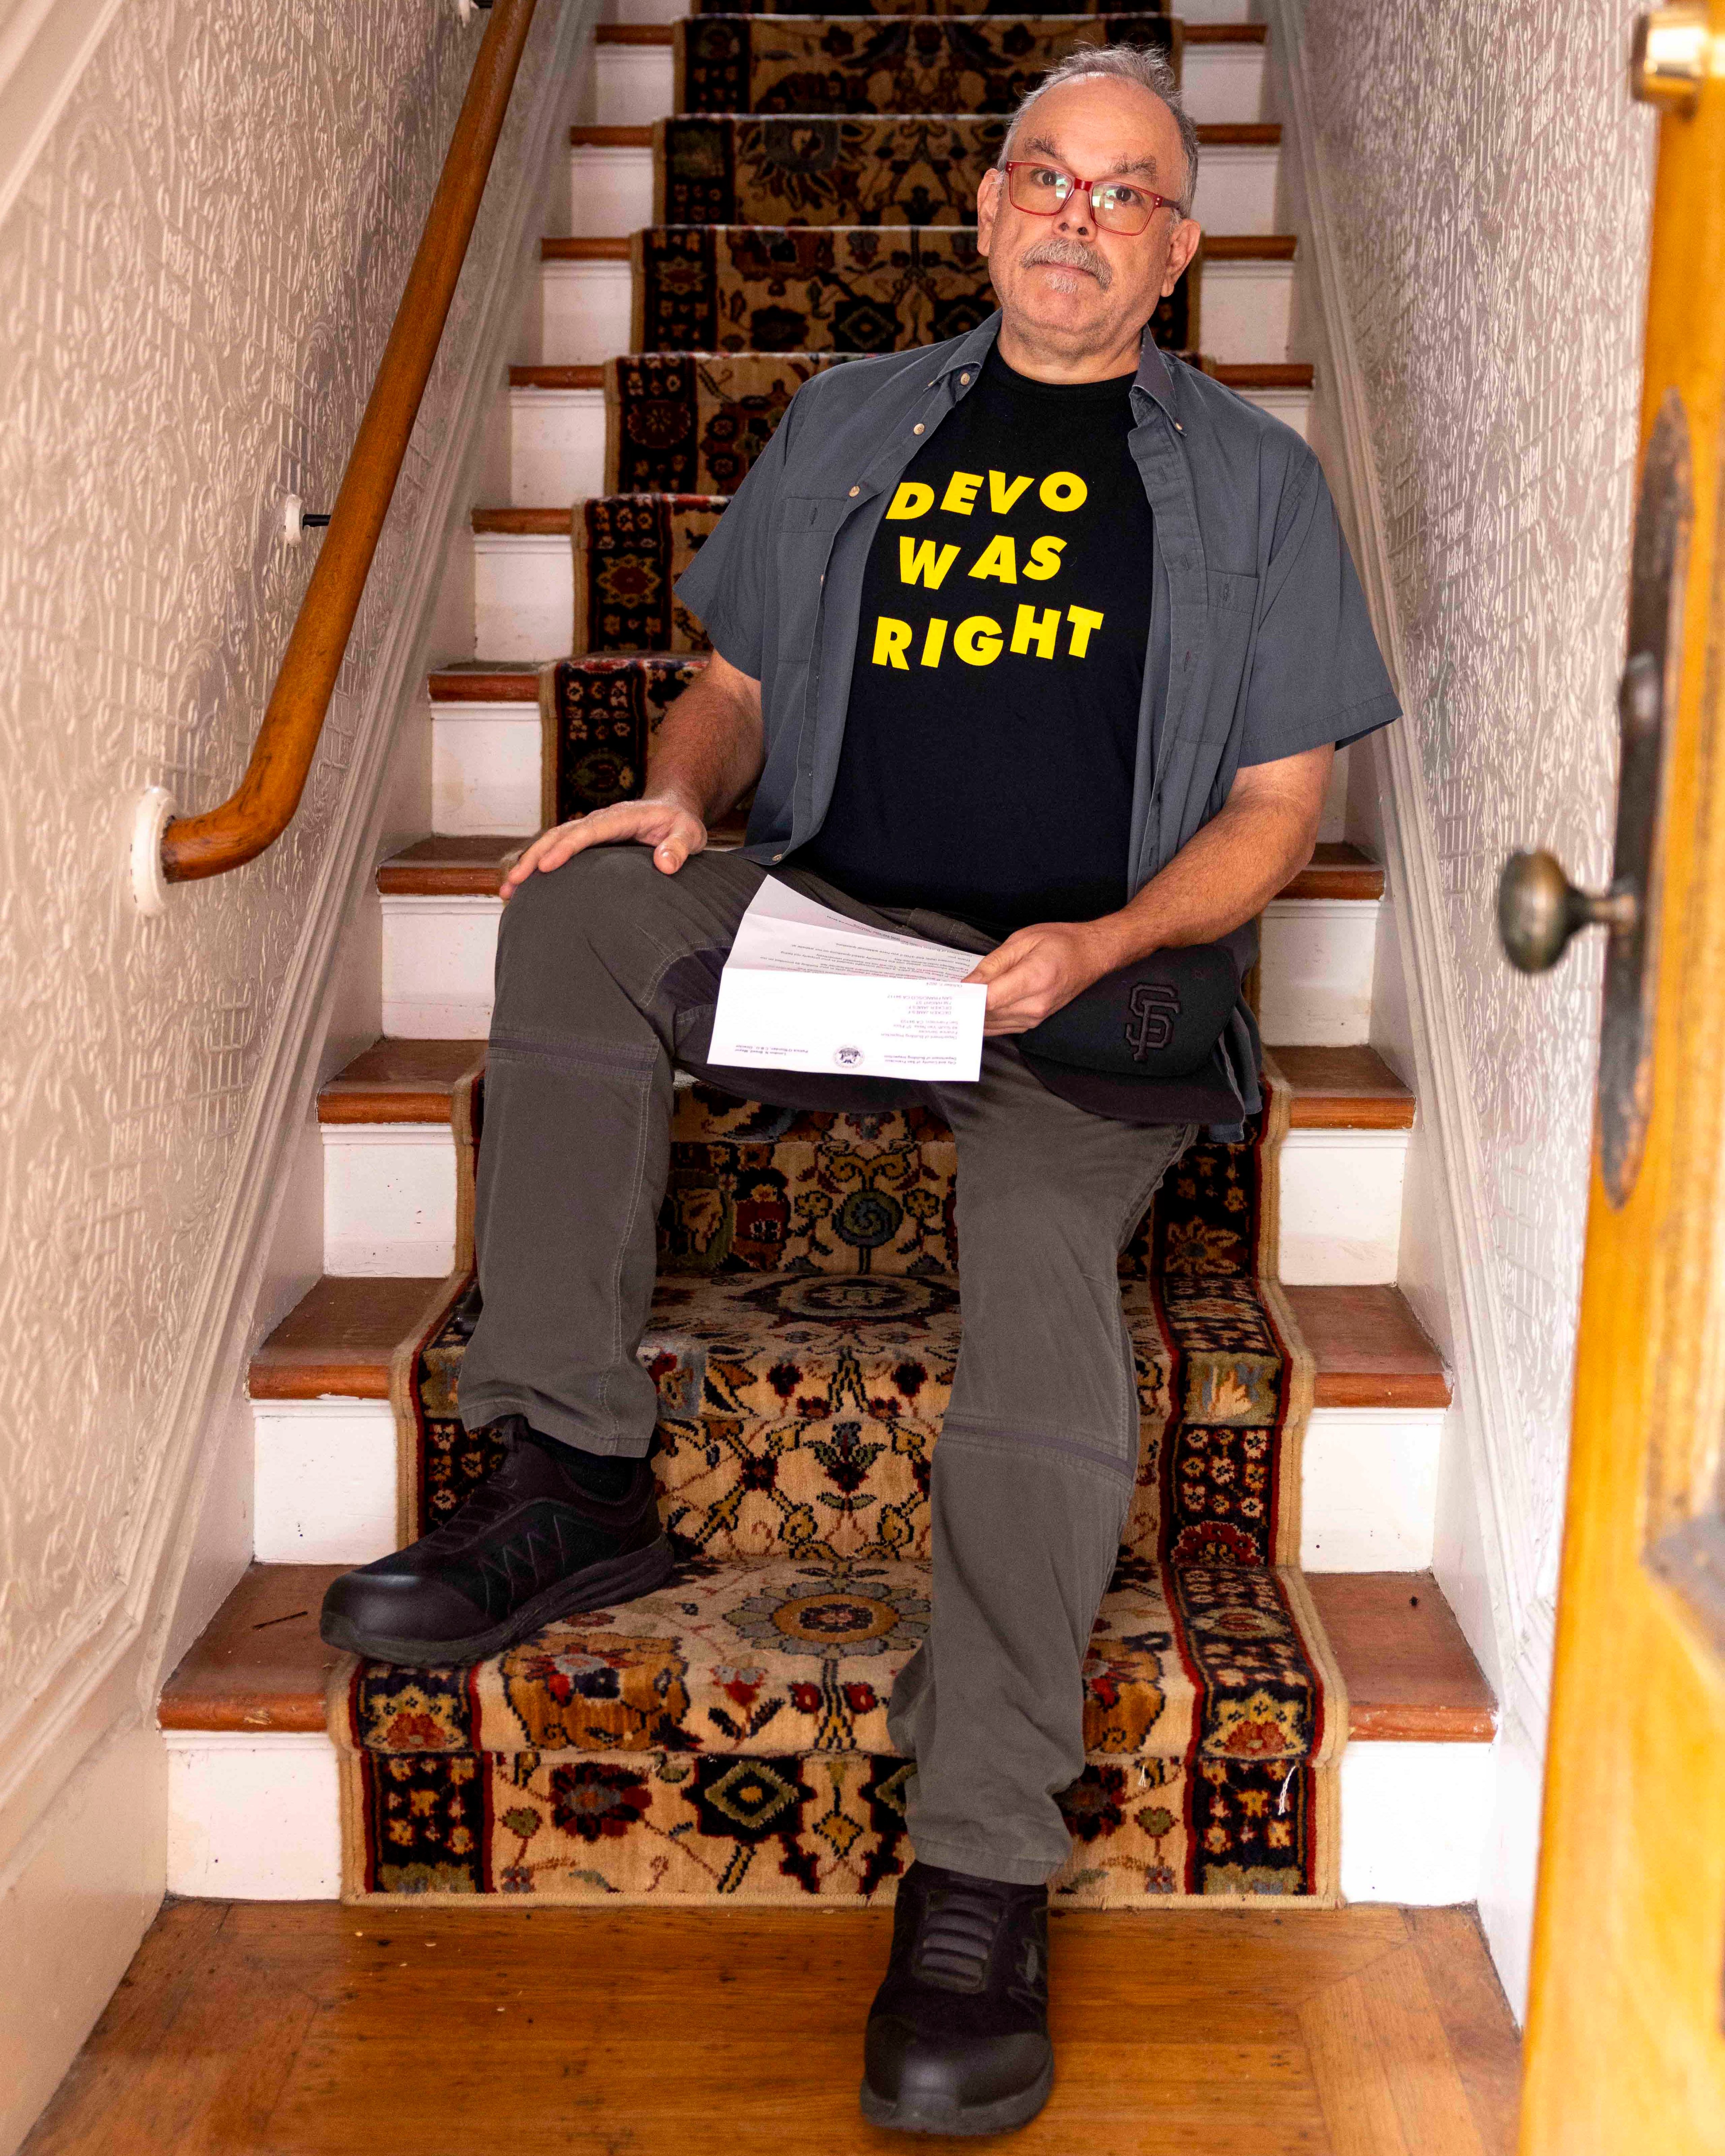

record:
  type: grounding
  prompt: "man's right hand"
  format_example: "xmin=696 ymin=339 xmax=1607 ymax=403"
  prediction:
xmin=499 ymin=795 xmax=708 ymax=902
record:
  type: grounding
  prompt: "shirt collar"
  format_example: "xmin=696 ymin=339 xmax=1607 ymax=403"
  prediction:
xmin=929 ymin=310 xmax=1178 ymax=416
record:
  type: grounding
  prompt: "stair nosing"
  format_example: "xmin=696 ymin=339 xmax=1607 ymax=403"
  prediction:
xmin=317 ymin=1040 xmax=1413 ymax=1135
xmin=250 ymin=1275 xmax=1447 ymax=1414
xmin=375 ymin=837 xmax=1384 ymax=905
xmin=159 ymin=1560 xmax=1491 ymax=1742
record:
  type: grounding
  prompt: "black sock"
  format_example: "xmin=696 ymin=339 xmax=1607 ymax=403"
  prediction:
xmin=526 ymin=1425 xmax=639 ymax=1502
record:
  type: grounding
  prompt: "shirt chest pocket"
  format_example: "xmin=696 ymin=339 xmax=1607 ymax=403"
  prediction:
xmin=1172 ymin=568 xmax=1261 ymax=744
xmin=774 ymin=490 xmax=866 ymax=646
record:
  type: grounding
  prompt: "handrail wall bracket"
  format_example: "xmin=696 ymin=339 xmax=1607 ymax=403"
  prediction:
xmin=129 ymin=786 xmax=177 ymax=918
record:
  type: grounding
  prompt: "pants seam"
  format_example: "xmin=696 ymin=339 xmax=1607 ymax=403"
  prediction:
xmin=599 ymin=1059 xmax=657 ymax=1447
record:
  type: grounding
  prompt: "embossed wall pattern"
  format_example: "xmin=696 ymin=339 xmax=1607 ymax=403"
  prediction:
xmin=0 ymin=3 xmax=561 ymax=1723
xmin=1301 ymin=0 xmax=1655 ymax=1592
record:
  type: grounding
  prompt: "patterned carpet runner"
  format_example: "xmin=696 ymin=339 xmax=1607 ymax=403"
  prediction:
xmin=336 ymin=1073 xmax=1345 ymax=1904
xmin=332 ymin=4 xmax=1350 ymax=1907
xmin=675 ymin=15 xmax=1177 ymax=115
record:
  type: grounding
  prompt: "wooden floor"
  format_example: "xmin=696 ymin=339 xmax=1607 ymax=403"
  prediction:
xmin=25 ymin=1901 xmax=1519 ymax=2155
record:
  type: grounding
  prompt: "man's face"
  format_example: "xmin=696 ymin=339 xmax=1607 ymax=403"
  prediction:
xmin=975 ymin=75 xmax=1203 ymax=362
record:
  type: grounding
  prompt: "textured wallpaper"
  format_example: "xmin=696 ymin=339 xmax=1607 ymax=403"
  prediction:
xmin=0 ymin=3 xmax=560 ymax=1723
xmin=1302 ymin=0 xmax=1655 ymax=1590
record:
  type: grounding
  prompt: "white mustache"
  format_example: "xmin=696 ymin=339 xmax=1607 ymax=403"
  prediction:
xmin=1019 ymin=236 xmax=1113 ymax=290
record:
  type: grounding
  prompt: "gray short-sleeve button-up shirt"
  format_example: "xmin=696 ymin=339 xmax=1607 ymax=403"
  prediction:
xmin=676 ymin=313 xmax=1399 ymax=903
xmin=675 ymin=314 xmax=1399 ymax=1124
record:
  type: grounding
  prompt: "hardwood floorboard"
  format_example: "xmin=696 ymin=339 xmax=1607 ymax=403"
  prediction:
xmin=24 ymin=1902 xmax=1519 ymax=2156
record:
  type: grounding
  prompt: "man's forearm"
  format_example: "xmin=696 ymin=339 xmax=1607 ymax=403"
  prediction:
xmin=1088 ymin=788 xmax=1319 ymax=972
xmin=644 ymin=664 xmax=765 ymax=826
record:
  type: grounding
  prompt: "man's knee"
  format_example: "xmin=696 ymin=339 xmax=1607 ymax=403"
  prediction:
xmin=496 ymin=845 xmax=659 ymax=970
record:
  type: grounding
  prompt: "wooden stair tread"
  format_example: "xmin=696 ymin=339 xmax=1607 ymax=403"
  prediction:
xmin=425 ymin=664 xmax=540 ymax=702
xmin=589 ymin=22 xmax=1270 ymax=46
xmin=1282 ymin=1285 xmax=1448 ymax=1408
xmin=541 ymin=233 xmax=1295 ymax=262
xmin=251 ymin=1275 xmax=1447 ymax=1411
xmin=159 ymin=1562 xmax=1488 ymax=1741
xmin=568 ymin=120 xmax=1279 ymax=149
xmin=318 ymin=1038 xmax=1411 ymax=1133
xmin=378 ymin=834 xmax=1382 ymax=902
xmin=542 ymin=236 xmax=632 ymax=261
xmin=1264 ymin=1045 xmax=1412 ymax=1130
xmin=505 ymin=361 xmax=1317 ymax=393
xmin=248 ymin=1276 xmax=456 ymax=1401
xmin=317 ymin=1039 xmax=485 ymax=1124
xmin=1287 ymin=840 xmax=1384 ymax=900
xmin=472 ymin=507 xmax=570 ymax=535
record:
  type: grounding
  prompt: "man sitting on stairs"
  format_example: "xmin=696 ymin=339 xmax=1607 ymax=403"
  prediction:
xmin=321 ymin=43 xmax=1397 ymax=2139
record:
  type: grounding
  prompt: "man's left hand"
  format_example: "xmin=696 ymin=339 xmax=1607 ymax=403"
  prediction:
xmin=963 ymin=919 xmax=1119 ymax=1036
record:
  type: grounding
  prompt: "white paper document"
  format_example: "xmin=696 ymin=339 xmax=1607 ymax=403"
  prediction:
xmin=708 ymin=878 xmax=986 ymax=1082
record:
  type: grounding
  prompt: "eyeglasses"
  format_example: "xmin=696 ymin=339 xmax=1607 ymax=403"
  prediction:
xmin=1002 ymin=160 xmax=1181 ymax=237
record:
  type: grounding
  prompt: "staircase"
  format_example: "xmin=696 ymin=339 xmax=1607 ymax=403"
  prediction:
xmin=160 ymin=0 xmax=1496 ymax=1909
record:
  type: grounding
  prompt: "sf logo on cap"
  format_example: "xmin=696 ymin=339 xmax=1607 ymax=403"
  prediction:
xmin=1125 ymin=982 xmax=1180 ymax=1062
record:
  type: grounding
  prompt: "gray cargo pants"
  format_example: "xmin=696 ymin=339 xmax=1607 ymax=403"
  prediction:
xmin=460 ymin=846 xmax=1191 ymax=1884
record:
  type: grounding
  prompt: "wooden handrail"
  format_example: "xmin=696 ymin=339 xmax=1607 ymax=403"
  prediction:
xmin=160 ymin=0 xmax=539 ymax=884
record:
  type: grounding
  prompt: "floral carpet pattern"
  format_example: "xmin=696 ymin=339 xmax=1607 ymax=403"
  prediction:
xmin=604 ymin=351 xmax=855 ymax=494
xmin=335 ymin=1 xmax=1342 ymax=1909
xmin=343 ymin=1076 xmax=1345 ymax=1905
xmin=537 ymin=654 xmax=707 ymax=824
xmin=658 ymin=114 xmax=1008 ymax=227
xmin=572 ymin=491 xmax=727 ymax=653
xmin=674 ymin=14 xmax=1177 ymax=116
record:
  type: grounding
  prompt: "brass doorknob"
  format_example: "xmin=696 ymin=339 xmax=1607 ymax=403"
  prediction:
xmin=1498 ymin=851 xmax=1638 ymax=973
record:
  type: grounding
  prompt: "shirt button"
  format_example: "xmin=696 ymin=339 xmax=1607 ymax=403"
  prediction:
xmin=913 ymin=423 xmax=924 ymax=434
xmin=771 ymin=853 xmax=784 ymax=862
xmin=960 ymin=373 xmax=970 ymax=384
xmin=849 ymin=485 xmax=859 ymax=496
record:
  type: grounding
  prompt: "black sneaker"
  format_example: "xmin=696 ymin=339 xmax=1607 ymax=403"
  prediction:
xmin=861 ymin=1860 xmax=1054 ymax=2137
xmin=318 ymin=1416 xmax=672 ymax=1665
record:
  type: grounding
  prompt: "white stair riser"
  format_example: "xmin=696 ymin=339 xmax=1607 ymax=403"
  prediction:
xmin=162 ymin=1727 xmax=1489 ymax=1902
xmin=164 ymin=1733 xmax=342 ymax=1901
xmin=1277 ymin=1129 xmax=1407 ymax=1286
xmin=323 ymin=1125 xmax=459 ymax=1277
xmin=381 ymin=895 xmax=505 ymax=1039
xmin=475 ymin=531 xmax=569 ymax=661
xmin=1258 ymin=900 xmax=1378 ymax=1047
xmin=580 ymin=42 xmax=1267 ymax=131
xmin=569 ymin=141 xmax=1282 ymax=241
xmin=253 ymin=1394 xmax=1440 ymax=1571
xmin=507 ymin=381 xmax=1309 ymax=508
xmin=383 ymin=892 xmax=1382 ymax=1044
xmin=317 ymin=1117 xmax=1404 ymax=1285
xmin=540 ymin=256 xmax=1292 ymax=370
xmin=510 ymin=387 xmax=606 ymax=506
xmin=1339 ymin=1740 xmax=1495 ymax=1905
xmin=433 ymin=702 xmax=545 ymax=834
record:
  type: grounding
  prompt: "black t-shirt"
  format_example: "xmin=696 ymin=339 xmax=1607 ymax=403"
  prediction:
xmin=795 ymin=348 xmax=1156 ymax=936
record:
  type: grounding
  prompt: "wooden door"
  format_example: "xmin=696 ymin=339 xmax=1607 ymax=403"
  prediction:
xmin=1517 ymin=10 xmax=1725 ymax=2152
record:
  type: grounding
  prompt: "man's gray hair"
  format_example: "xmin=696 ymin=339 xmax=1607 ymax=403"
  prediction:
xmin=998 ymin=44 xmax=1199 ymax=218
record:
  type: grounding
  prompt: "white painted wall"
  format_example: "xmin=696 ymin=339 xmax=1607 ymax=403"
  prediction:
xmin=0 ymin=4 xmax=591 ymax=2146
xmin=1269 ymin=0 xmax=1658 ymax=2018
